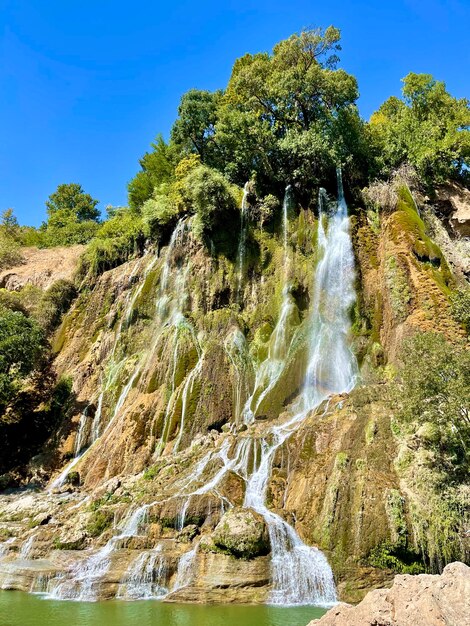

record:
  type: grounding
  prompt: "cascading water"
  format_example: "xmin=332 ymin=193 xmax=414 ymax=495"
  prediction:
xmin=235 ymin=183 xmax=249 ymax=303
xmin=168 ymin=171 xmax=357 ymax=605
xmin=49 ymin=505 xmax=149 ymax=601
xmin=242 ymin=185 xmax=296 ymax=423
xmin=300 ymin=169 xmax=358 ymax=410
xmin=40 ymin=170 xmax=358 ymax=606
xmin=48 ymin=253 xmax=158 ymax=491
xmin=117 ymin=546 xmax=168 ymax=600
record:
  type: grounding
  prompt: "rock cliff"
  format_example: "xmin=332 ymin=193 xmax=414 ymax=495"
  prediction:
xmin=0 ymin=174 xmax=468 ymax=605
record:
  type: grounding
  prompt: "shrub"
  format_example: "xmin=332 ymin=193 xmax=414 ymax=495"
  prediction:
xmin=394 ymin=332 xmax=470 ymax=479
xmin=0 ymin=307 xmax=46 ymax=410
xmin=450 ymin=287 xmax=470 ymax=332
xmin=0 ymin=230 xmax=22 ymax=269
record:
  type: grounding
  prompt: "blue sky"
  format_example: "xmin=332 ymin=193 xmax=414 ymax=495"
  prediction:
xmin=1 ymin=0 xmax=469 ymax=226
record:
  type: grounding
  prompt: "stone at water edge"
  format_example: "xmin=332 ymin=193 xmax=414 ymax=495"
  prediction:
xmin=211 ymin=507 xmax=270 ymax=559
xmin=308 ymin=562 xmax=470 ymax=626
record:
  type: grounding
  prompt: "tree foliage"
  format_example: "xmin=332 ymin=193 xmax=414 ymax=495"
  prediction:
xmin=394 ymin=333 xmax=470 ymax=479
xmin=41 ymin=183 xmax=100 ymax=246
xmin=370 ymin=73 xmax=470 ymax=185
xmin=0 ymin=307 xmax=46 ymax=409
xmin=171 ymin=90 xmax=223 ymax=165
xmin=128 ymin=135 xmax=175 ymax=210
xmin=46 ymin=183 xmax=100 ymax=222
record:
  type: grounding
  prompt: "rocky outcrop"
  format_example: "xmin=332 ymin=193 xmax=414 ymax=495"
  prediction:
xmin=0 ymin=245 xmax=84 ymax=291
xmin=309 ymin=562 xmax=470 ymax=626
xmin=435 ymin=182 xmax=470 ymax=237
xmin=210 ymin=507 xmax=270 ymax=559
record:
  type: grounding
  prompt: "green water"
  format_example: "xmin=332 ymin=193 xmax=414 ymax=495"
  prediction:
xmin=0 ymin=591 xmax=326 ymax=626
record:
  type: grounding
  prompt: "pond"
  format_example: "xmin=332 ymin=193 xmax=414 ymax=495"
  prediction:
xmin=0 ymin=591 xmax=327 ymax=626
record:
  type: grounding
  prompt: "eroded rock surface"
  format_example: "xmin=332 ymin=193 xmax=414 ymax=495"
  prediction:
xmin=0 ymin=245 xmax=84 ymax=291
xmin=309 ymin=562 xmax=470 ymax=626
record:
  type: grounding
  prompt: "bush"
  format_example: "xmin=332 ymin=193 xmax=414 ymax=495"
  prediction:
xmin=42 ymin=217 xmax=99 ymax=247
xmin=394 ymin=332 xmax=470 ymax=479
xmin=183 ymin=165 xmax=239 ymax=250
xmin=0 ymin=230 xmax=22 ymax=269
xmin=0 ymin=307 xmax=46 ymax=409
xmin=78 ymin=209 xmax=144 ymax=278
xmin=450 ymin=287 xmax=470 ymax=332
xmin=36 ymin=280 xmax=77 ymax=332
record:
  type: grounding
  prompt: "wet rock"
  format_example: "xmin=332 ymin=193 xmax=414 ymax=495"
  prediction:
xmin=54 ymin=530 xmax=87 ymax=551
xmin=176 ymin=524 xmax=199 ymax=543
xmin=309 ymin=562 xmax=470 ymax=626
xmin=211 ymin=507 xmax=270 ymax=559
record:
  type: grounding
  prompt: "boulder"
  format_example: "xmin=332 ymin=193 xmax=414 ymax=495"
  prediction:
xmin=211 ymin=507 xmax=270 ymax=559
xmin=309 ymin=561 xmax=470 ymax=626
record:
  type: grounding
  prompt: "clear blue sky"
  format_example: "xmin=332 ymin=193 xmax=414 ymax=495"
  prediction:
xmin=1 ymin=0 xmax=469 ymax=226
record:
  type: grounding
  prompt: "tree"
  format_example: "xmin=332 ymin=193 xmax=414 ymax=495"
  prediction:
xmin=215 ymin=27 xmax=364 ymax=198
xmin=0 ymin=307 xmax=46 ymax=409
xmin=370 ymin=73 xmax=470 ymax=185
xmin=0 ymin=209 xmax=22 ymax=269
xmin=1 ymin=209 xmax=19 ymax=238
xmin=171 ymin=89 xmax=223 ymax=165
xmin=128 ymin=135 xmax=176 ymax=210
xmin=46 ymin=183 xmax=100 ymax=222
xmin=395 ymin=332 xmax=470 ymax=478
xmin=42 ymin=183 xmax=100 ymax=246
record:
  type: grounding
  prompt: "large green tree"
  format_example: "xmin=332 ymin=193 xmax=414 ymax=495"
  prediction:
xmin=127 ymin=135 xmax=176 ymax=210
xmin=42 ymin=183 xmax=100 ymax=246
xmin=370 ymin=73 xmax=470 ymax=185
xmin=215 ymin=27 xmax=365 ymax=197
xmin=46 ymin=183 xmax=100 ymax=222
xmin=171 ymin=89 xmax=223 ymax=165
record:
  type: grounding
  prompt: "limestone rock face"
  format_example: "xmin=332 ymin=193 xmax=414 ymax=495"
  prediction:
xmin=309 ymin=562 xmax=470 ymax=626
xmin=0 ymin=245 xmax=84 ymax=291
xmin=211 ymin=507 xmax=270 ymax=559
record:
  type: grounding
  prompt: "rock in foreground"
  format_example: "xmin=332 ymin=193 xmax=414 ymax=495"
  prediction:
xmin=309 ymin=562 xmax=470 ymax=626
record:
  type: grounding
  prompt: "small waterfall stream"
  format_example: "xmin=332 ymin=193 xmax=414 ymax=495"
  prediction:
xmin=50 ymin=505 xmax=149 ymax=601
xmin=236 ymin=183 xmax=249 ymax=303
xmin=242 ymin=186 xmax=295 ymax=423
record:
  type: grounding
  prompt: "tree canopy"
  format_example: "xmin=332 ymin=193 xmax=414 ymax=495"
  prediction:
xmin=370 ymin=73 xmax=470 ymax=185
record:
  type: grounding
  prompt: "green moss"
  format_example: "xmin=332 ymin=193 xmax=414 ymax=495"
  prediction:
xmin=385 ymin=255 xmax=411 ymax=321
xmin=368 ymin=542 xmax=425 ymax=574
xmin=86 ymin=509 xmax=114 ymax=537
xmin=392 ymin=186 xmax=453 ymax=290
xmin=365 ymin=419 xmax=377 ymax=445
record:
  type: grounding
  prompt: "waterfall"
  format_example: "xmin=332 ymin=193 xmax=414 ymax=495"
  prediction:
xmin=0 ymin=538 xmax=14 ymax=559
xmin=236 ymin=183 xmax=249 ymax=303
xmin=300 ymin=169 xmax=358 ymax=410
xmin=223 ymin=328 xmax=252 ymax=422
xmin=47 ymin=253 xmax=158 ymax=491
xmin=49 ymin=505 xmax=149 ymax=601
xmin=242 ymin=185 xmax=295 ymax=423
xmin=44 ymin=171 xmax=357 ymax=607
xmin=117 ymin=546 xmax=168 ymax=599
xmin=173 ymin=544 xmax=198 ymax=591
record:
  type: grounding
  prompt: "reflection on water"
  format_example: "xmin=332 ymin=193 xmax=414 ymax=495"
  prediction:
xmin=0 ymin=591 xmax=326 ymax=626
